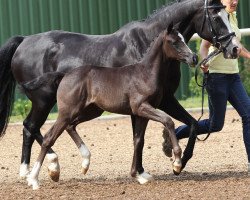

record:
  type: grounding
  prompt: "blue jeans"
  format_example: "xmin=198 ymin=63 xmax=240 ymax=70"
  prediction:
xmin=175 ymin=73 xmax=250 ymax=162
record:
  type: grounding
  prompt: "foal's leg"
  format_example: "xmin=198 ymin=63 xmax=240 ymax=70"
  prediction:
xmin=20 ymin=102 xmax=60 ymax=181
xmin=130 ymin=115 xmax=153 ymax=184
xmin=66 ymin=106 xmax=103 ymax=175
xmin=135 ymin=103 xmax=182 ymax=174
xmin=160 ymin=95 xmax=198 ymax=170
xmin=66 ymin=125 xmax=91 ymax=175
xmin=27 ymin=117 xmax=68 ymax=190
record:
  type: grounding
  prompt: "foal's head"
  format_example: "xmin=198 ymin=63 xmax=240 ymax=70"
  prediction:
xmin=162 ymin=24 xmax=198 ymax=66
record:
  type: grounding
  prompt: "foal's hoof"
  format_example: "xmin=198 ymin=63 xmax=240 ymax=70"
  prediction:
xmin=82 ymin=167 xmax=89 ymax=175
xmin=173 ymin=169 xmax=181 ymax=176
xmin=48 ymin=170 xmax=60 ymax=182
xmin=136 ymin=172 xmax=154 ymax=184
xmin=172 ymin=160 xmax=182 ymax=176
xmin=47 ymin=153 xmax=60 ymax=182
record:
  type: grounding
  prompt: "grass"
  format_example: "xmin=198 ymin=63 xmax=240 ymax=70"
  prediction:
xmin=179 ymin=95 xmax=208 ymax=108
xmin=9 ymin=96 xmax=209 ymax=123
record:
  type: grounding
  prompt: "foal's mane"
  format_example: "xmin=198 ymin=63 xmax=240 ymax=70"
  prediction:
xmin=140 ymin=32 xmax=165 ymax=63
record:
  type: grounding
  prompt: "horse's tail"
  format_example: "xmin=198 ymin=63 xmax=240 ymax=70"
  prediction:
xmin=0 ymin=36 xmax=24 ymax=138
xmin=20 ymin=72 xmax=65 ymax=92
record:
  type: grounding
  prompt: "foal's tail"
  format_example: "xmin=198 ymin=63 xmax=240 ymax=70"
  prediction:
xmin=20 ymin=72 xmax=65 ymax=91
xmin=0 ymin=36 xmax=24 ymax=138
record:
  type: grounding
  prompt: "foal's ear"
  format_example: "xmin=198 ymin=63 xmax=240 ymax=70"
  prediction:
xmin=167 ymin=22 xmax=174 ymax=34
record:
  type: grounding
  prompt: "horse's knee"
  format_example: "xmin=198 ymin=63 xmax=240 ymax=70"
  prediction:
xmin=65 ymin=125 xmax=74 ymax=133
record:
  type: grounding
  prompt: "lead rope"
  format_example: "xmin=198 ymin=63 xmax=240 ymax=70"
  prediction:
xmin=195 ymin=49 xmax=222 ymax=141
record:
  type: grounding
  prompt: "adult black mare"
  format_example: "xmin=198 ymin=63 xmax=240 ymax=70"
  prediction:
xmin=22 ymin=25 xmax=197 ymax=189
xmin=0 ymin=0 xmax=239 ymax=180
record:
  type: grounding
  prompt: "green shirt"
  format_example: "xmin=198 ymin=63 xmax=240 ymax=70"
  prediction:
xmin=208 ymin=12 xmax=241 ymax=74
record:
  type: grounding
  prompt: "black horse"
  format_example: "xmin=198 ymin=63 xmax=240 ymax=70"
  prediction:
xmin=0 ymin=0 xmax=239 ymax=180
xmin=23 ymin=25 xmax=197 ymax=189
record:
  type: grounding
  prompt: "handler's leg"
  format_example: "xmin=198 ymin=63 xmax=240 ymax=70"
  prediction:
xmin=228 ymin=74 xmax=250 ymax=171
xmin=175 ymin=73 xmax=229 ymax=139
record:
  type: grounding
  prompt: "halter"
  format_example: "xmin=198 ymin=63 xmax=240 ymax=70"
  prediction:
xmin=201 ymin=0 xmax=236 ymax=50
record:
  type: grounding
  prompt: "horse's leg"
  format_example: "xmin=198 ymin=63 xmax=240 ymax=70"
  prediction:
xmin=160 ymin=95 xmax=198 ymax=170
xmin=21 ymin=99 xmax=60 ymax=181
xmin=27 ymin=116 xmax=68 ymax=190
xmin=130 ymin=115 xmax=153 ymax=184
xmin=135 ymin=103 xmax=182 ymax=175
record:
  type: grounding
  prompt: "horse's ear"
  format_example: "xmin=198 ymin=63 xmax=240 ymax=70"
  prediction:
xmin=167 ymin=22 xmax=174 ymax=34
xmin=209 ymin=0 xmax=221 ymax=5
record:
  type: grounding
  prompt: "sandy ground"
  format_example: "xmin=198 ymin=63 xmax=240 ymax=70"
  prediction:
xmin=0 ymin=109 xmax=249 ymax=200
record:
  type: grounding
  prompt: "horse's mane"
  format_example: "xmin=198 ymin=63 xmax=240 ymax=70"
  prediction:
xmin=118 ymin=0 xmax=183 ymax=31
xmin=144 ymin=0 xmax=179 ymax=22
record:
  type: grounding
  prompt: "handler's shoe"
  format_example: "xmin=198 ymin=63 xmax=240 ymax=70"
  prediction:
xmin=162 ymin=127 xmax=173 ymax=157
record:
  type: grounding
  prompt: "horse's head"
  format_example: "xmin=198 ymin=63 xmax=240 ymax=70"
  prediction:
xmin=163 ymin=24 xmax=198 ymax=66
xmin=193 ymin=0 xmax=239 ymax=59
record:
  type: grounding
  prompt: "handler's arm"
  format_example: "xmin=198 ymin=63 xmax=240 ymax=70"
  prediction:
xmin=240 ymin=45 xmax=250 ymax=59
xmin=199 ymin=40 xmax=211 ymax=73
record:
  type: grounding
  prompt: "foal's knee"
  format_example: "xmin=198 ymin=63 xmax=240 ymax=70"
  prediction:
xmin=42 ymin=133 xmax=55 ymax=149
xmin=164 ymin=118 xmax=175 ymax=130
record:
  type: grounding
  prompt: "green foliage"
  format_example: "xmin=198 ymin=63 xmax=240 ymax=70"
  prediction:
xmin=189 ymin=74 xmax=203 ymax=97
xmin=12 ymin=99 xmax=32 ymax=119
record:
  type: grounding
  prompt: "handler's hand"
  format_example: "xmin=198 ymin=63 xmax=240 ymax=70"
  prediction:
xmin=200 ymin=63 xmax=209 ymax=73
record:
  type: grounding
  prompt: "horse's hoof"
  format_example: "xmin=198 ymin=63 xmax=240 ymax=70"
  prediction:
xmin=27 ymin=176 xmax=40 ymax=190
xmin=82 ymin=167 xmax=89 ymax=175
xmin=136 ymin=172 xmax=154 ymax=184
xmin=48 ymin=170 xmax=60 ymax=182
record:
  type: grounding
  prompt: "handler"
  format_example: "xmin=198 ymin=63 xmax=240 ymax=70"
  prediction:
xmin=166 ymin=0 xmax=250 ymax=174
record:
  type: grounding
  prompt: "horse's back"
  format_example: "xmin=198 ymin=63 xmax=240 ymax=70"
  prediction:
xmin=11 ymin=30 xmax=137 ymax=84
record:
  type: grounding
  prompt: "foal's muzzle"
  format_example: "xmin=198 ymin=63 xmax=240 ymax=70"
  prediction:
xmin=193 ymin=54 xmax=198 ymax=65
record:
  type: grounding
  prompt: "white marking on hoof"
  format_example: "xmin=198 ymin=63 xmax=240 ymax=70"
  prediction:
xmin=81 ymin=158 xmax=90 ymax=175
xmin=27 ymin=175 xmax=40 ymax=190
xmin=79 ymin=144 xmax=91 ymax=175
xmin=136 ymin=172 xmax=153 ymax=184
xmin=19 ymin=163 xmax=30 ymax=178
xmin=172 ymin=159 xmax=182 ymax=175
xmin=47 ymin=153 xmax=60 ymax=182
xmin=27 ymin=162 xmax=41 ymax=190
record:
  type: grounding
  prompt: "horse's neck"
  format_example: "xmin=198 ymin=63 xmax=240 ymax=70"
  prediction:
xmin=141 ymin=0 xmax=203 ymax=41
